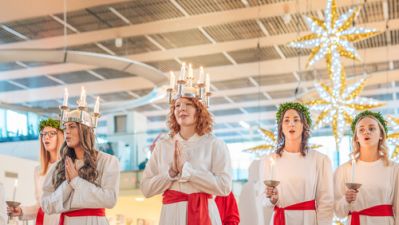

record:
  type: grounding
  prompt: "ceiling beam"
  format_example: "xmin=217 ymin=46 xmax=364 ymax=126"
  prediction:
xmin=0 ymin=0 xmax=381 ymax=50
xmin=0 ymin=0 xmax=130 ymax=23
xmin=0 ymin=77 xmax=153 ymax=103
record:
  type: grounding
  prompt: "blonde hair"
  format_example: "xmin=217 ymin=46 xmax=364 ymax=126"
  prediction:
xmin=351 ymin=115 xmax=390 ymax=166
xmin=39 ymin=129 xmax=63 ymax=175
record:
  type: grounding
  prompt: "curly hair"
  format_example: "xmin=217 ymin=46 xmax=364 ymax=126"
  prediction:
xmin=52 ymin=123 xmax=99 ymax=189
xmin=352 ymin=115 xmax=390 ymax=166
xmin=276 ymin=108 xmax=311 ymax=157
xmin=167 ymin=97 xmax=213 ymax=137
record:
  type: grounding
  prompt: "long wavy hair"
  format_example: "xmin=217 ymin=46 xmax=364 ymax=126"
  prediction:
xmin=39 ymin=129 xmax=63 ymax=176
xmin=276 ymin=109 xmax=311 ymax=157
xmin=52 ymin=123 xmax=99 ymax=189
xmin=167 ymin=97 xmax=213 ymax=137
xmin=352 ymin=115 xmax=390 ymax=166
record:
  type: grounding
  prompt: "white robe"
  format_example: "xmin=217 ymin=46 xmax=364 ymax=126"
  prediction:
xmin=19 ymin=164 xmax=59 ymax=225
xmin=334 ymin=159 xmax=399 ymax=225
xmin=239 ymin=159 xmax=274 ymax=225
xmin=0 ymin=183 xmax=6 ymax=225
xmin=41 ymin=151 xmax=120 ymax=225
xmin=141 ymin=133 xmax=232 ymax=225
xmin=257 ymin=150 xmax=334 ymax=225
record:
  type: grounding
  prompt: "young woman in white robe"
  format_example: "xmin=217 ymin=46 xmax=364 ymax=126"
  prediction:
xmin=141 ymin=97 xmax=232 ymax=225
xmin=334 ymin=111 xmax=399 ymax=225
xmin=258 ymin=102 xmax=334 ymax=225
xmin=7 ymin=118 xmax=63 ymax=225
xmin=41 ymin=110 xmax=120 ymax=225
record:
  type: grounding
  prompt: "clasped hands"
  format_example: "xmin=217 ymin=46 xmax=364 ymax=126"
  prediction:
xmin=65 ymin=156 xmax=79 ymax=182
xmin=168 ymin=140 xmax=186 ymax=178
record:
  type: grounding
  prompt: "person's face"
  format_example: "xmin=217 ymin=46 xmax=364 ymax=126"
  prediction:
xmin=356 ymin=117 xmax=382 ymax=149
xmin=41 ymin=126 xmax=59 ymax=152
xmin=281 ymin=109 xmax=304 ymax=141
xmin=174 ymin=98 xmax=197 ymax=128
xmin=64 ymin=122 xmax=80 ymax=148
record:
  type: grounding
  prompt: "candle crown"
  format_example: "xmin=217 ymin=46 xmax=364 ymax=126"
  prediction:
xmin=59 ymin=87 xmax=101 ymax=128
xmin=167 ymin=63 xmax=212 ymax=107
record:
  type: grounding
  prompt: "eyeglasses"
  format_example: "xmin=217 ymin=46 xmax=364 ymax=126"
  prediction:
xmin=40 ymin=131 xmax=58 ymax=138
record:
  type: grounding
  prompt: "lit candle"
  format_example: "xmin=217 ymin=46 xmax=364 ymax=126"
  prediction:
xmin=79 ymin=86 xmax=86 ymax=107
xmin=188 ymin=64 xmax=193 ymax=80
xmin=270 ymin=156 xmax=275 ymax=180
xmin=63 ymin=88 xmax=69 ymax=106
xmin=12 ymin=179 xmax=18 ymax=201
xmin=169 ymin=71 xmax=176 ymax=89
xmin=179 ymin=62 xmax=186 ymax=81
xmin=94 ymin=96 xmax=100 ymax=114
xmin=197 ymin=66 xmax=204 ymax=84
xmin=351 ymin=155 xmax=356 ymax=183
xmin=205 ymin=73 xmax=210 ymax=93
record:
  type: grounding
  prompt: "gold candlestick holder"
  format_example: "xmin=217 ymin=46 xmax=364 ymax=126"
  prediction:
xmin=345 ymin=182 xmax=362 ymax=190
xmin=264 ymin=180 xmax=280 ymax=188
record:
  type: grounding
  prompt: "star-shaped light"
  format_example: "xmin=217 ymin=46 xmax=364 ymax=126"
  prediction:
xmin=288 ymin=0 xmax=379 ymax=97
xmin=304 ymin=73 xmax=384 ymax=144
xmin=386 ymin=115 xmax=399 ymax=161
xmin=244 ymin=127 xmax=322 ymax=155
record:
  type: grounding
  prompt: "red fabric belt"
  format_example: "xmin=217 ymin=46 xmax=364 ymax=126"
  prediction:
xmin=273 ymin=200 xmax=316 ymax=225
xmin=349 ymin=204 xmax=393 ymax=225
xmin=59 ymin=208 xmax=105 ymax=225
xmin=163 ymin=190 xmax=212 ymax=225
xmin=35 ymin=207 xmax=45 ymax=225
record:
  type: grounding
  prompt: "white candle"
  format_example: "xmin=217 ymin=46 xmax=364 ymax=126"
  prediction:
xmin=188 ymin=64 xmax=193 ymax=80
xmin=94 ymin=96 xmax=100 ymax=114
xmin=63 ymin=88 xmax=69 ymax=106
xmin=205 ymin=73 xmax=210 ymax=93
xmin=79 ymin=86 xmax=86 ymax=107
xmin=270 ymin=156 xmax=275 ymax=180
xmin=197 ymin=66 xmax=204 ymax=84
xmin=12 ymin=179 xmax=18 ymax=201
xmin=169 ymin=71 xmax=176 ymax=89
xmin=179 ymin=62 xmax=186 ymax=81
xmin=351 ymin=155 xmax=356 ymax=183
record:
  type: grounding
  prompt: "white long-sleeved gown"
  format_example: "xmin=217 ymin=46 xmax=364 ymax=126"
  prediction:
xmin=258 ymin=150 xmax=334 ymax=225
xmin=334 ymin=159 xmax=399 ymax=225
xmin=41 ymin=151 xmax=120 ymax=225
xmin=141 ymin=133 xmax=232 ymax=225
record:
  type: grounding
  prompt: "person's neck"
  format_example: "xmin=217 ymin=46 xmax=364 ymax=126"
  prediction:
xmin=49 ymin=150 xmax=58 ymax=163
xmin=284 ymin=138 xmax=301 ymax=153
xmin=179 ymin=126 xmax=196 ymax=140
xmin=359 ymin=146 xmax=380 ymax=162
xmin=74 ymin=146 xmax=85 ymax=160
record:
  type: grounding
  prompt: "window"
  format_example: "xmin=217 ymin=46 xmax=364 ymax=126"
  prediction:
xmin=114 ymin=115 xmax=127 ymax=133
xmin=6 ymin=110 xmax=27 ymax=136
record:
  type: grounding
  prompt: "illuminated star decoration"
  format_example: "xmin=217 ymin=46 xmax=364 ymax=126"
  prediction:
xmin=244 ymin=127 xmax=322 ymax=155
xmin=386 ymin=115 xmax=399 ymax=161
xmin=304 ymin=73 xmax=384 ymax=144
xmin=288 ymin=0 xmax=379 ymax=98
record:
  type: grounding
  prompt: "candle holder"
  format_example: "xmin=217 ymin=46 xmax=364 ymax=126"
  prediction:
xmin=167 ymin=88 xmax=173 ymax=104
xmin=205 ymin=92 xmax=212 ymax=108
xmin=345 ymin=182 xmax=362 ymax=190
xmin=6 ymin=201 xmax=20 ymax=223
xmin=264 ymin=180 xmax=280 ymax=188
xmin=92 ymin=112 xmax=101 ymax=128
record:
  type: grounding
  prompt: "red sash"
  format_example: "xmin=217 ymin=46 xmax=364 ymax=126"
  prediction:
xmin=163 ymin=190 xmax=212 ymax=225
xmin=59 ymin=208 xmax=105 ymax=225
xmin=349 ymin=204 xmax=393 ymax=225
xmin=35 ymin=208 xmax=45 ymax=225
xmin=273 ymin=200 xmax=316 ymax=225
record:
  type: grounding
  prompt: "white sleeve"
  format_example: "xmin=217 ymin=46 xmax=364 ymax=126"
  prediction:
xmin=140 ymin=142 xmax=176 ymax=198
xmin=334 ymin=164 xmax=351 ymax=218
xmin=392 ymin=163 xmax=399 ymax=225
xmin=178 ymin=139 xmax=232 ymax=196
xmin=40 ymin=164 xmax=74 ymax=214
xmin=20 ymin=167 xmax=40 ymax=220
xmin=69 ymin=156 xmax=120 ymax=209
xmin=315 ymin=155 xmax=334 ymax=225
xmin=0 ymin=184 xmax=7 ymax=225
